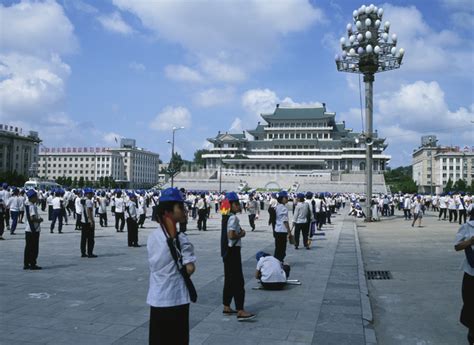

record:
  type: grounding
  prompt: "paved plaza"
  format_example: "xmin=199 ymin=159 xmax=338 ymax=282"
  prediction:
xmin=0 ymin=206 xmax=468 ymax=345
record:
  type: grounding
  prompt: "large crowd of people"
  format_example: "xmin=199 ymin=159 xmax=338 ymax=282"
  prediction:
xmin=0 ymin=182 xmax=473 ymax=344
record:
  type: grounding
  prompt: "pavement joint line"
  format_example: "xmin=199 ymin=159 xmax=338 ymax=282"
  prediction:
xmin=354 ymin=219 xmax=378 ymax=345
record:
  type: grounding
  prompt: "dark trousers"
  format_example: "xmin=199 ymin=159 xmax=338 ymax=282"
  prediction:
xmin=197 ymin=209 xmax=207 ymax=230
xmin=75 ymin=213 xmax=82 ymax=230
xmin=24 ymin=232 xmax=40 ymax=267
xmin=10 ymin=210 xmax=19 ymax=233
xmin=48 ymin=205 xmax=53 ymax=221
xmin=249 ymin=214 xmax=256 ymax=230
xmin=439 ymin=208 xmax=447 ymax=220
xmin=261 ymin=282 xmax=286 ymax=290
xmin=449 ymin=209 xmax=458 ymax=222
xmin=149 ymin=304 xmax=189 ymax=345
xmin=0 ymin=213 xmax=4 ymax=236
xmin=326 ymin=211 xmax=331 ymax=224
xmin=80 ymin=223 xmax=95 ymax=256
xmin=4 ymin=209 xmax=9 ymax=227
xmin=50 ymin=209 xmax=63 ymax=232
xmin=316 ymin=212 xmax=325 ymax=230
xmin=404 ymin=209 xmax=411 ymax=220
xmin=294 ymin=223 xmax=309 ymax=248
xmin=274 ymin=232 xmax=288 ymax=262
xmin=115 ymin=212 xmax=125 ymax=231
xmin=138 ymin=214 xmax=146 ymax=227
xmin=179 ymin=222 xmax=187 ymax=233
xmin=127 ymin=218 xmax=139 ymax=246
xmin=99 ymin=212 xmax=107 ymax=227
xmin=223 ymin=246 xmax=245 ymax=310
xmin=461 ymin=273 xmax=474 ymax=331
xmin=459 ymin=209 xmax=467 ymax=224
xmin=61 ymin=208 xmax=67 ymax=223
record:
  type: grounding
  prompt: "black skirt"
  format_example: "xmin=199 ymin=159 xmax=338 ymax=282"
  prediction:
xmin=461 ymin=272 xmax=474 ymax=330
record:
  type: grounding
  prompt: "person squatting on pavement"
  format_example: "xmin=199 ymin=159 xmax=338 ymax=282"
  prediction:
xmin=454 ymin=209 xmax=474 ymax=345
xmin=255 ymin=251 xmax=290 ymax=290
xmin=80 ymin=188 xmax=97 ymax=258
xmin=147 ymin=187 xmax=197 ymax=345
xmin=220 ymin=192 xmax=256 ymax=321
xmin=24 ymin=189 xmax=43 ymax=270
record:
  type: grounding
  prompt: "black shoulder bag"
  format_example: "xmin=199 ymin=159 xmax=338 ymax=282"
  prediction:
xmin=161 ymin=226 xmax=198 ymax=303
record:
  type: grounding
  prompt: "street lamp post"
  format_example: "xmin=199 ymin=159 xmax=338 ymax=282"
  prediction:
xmin=336 ymin=4 xmax=404 ymax=221
xmin=169 ymin=126 xmax=184 ymax=188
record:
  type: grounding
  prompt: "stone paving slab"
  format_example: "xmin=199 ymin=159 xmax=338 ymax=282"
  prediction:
xmin=0 ymin=207 xmax=372 ymax=344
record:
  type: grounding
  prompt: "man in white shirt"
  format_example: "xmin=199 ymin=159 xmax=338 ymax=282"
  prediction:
xmin=50 ymin=190 xmax=63 ymax=234
xmin=137 ymin=191 xmax=147 ymax=228
xmin=24 ymin=189 xmax=43 ymax=270
xmin=97 ymin=191 xmax=108 ymax=227
xmin=439 ymin=194 xmax=448 ymax=220
xmin=255 ymin=251 xmax=289 ymax=290
xmin=196 ymin=194 xmax=207 ymax=231
xmin=74 ymin=190 xmax=83 ymax=230
xmin=114 ymin=190 xmax=126 ymax=232
xmin=81 ymin=188 xmax=97 ymax=258
xmin=126 ymin=193 xmax=140 ymax=247
xmin=0 ymin=183 xmax=11 ymax=230
xmin=7 ymin=188 xmax=21 ymax=235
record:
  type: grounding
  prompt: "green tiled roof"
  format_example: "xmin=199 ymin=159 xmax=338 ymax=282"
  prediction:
xmin=261 ymin=107 xmax=335 ymax=120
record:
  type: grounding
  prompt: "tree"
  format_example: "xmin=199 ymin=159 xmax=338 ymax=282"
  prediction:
xmin=445 ymin=178 xmax=453 ymax=192
xmin=193 ymin=149 xmax=210 ymax=166
xmin=78 ymin=176 xmax=85 ymax=188
xmin=453 ymin=179 xmax=467 ymax=192
xmin=0 ymin=171 xmax=28 ymax=187
xmin=167 ymin=153 xmax=185 ymax=179
xmin=384 ymin=166 xmax=417 ymax=193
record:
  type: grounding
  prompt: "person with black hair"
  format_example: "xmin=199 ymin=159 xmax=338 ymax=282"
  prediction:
xmin=80 ymin=188 xmax=97 ymax=258
xmin=221 ymin=192 xmax=256 ymax=321
xmin=196 ymin=193 xmax=207 ymax=231
xmin=455 ymin=208 xmax=474 ymax=345
xmin=147 ymin=187 xmax=197 ymax=345
xmin=274 ymin=191 xmax=292 ymax=262
xmin=114 ymin=190 xmax=126 ymax=232
xmin=126 ymin=193 xmax=140 ymax=247
xmin=24 ymin=189 xmax=43 ymax=270
xmin=292 ymin=193 xmax=310 ymax=250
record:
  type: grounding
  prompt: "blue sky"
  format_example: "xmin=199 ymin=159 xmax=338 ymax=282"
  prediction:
xmin=1 ymin=0 xmax=473 ymax=167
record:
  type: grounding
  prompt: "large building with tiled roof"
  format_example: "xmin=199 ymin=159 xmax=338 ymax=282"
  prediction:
xmin=203 ymin=104 xmax=390 ymax=172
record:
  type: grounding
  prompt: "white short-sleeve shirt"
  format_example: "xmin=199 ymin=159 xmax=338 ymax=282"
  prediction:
xmin=227 ymin=214 xmax=242 ymax=247
xmin=454 ymin=220 xmax=474 ymax=276
xmin=257 ymin=256 xmax=286 ymax=283
xmin=275 ymin=204 xmax=289 ymax=233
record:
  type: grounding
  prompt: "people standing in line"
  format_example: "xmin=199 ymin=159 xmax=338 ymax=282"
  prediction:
xmin=7 ymin=188 xmax=21 ymax=235
xmin=454 ymin=209 xmax=474 ymax=345
xmin=98 ymin=191 xmax=108 ymax=227
xmin=448 ymin=193 xmax=458 ymax=223
xmin=24 ymin=189 xmax=43 ymax=270
xmin=315 ymin=193 xmax=326 ymax=231
xmin=292 ymin=193 xmax=311 ymax=250
xmin=439 ymin=193 xmax=448 ymax=220
xmin=221 ymin=192 xmax=256 ymax=321
xmin=74 ymin=190 xmax=83 ymax=230
xmin=50 ymin=190 xmax=63 ymax=234
xmin=247 ymin=194 xmax=259 ymax=231
xmin=114 ymin=190 xmax=126 ymax=232
xmin=196 ymin=194 xmax=207 ymax=231
xmin=126 ymin=193 xmax=140 ymax=247
xmin=147 ymin=187 xmax=197 ymax=345
xmin=80 ymin=188 xmax=97 ymax=258
xmin=274 ymin=191 xmax=292 ymax=262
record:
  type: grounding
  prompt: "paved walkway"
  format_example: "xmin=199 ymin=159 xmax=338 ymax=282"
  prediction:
xmin=0 ymin=207 xmax=373 ymax=345
xmin=357 ymin=210 xmax=467 ymax=345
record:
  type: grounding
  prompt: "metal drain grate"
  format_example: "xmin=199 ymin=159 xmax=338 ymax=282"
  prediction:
xmin=366 ymin=270 xmax=392 ymax=280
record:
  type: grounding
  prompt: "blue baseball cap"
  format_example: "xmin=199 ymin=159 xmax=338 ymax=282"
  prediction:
xmin=128 ymin=192 xmax=136 ymax=198
xmin=256 ymin=251 xmax=270 ymax=262
xmin=305 ymin=192 xmax=314 ymax=198
xmin=296 ymin=193 xmax=305 ymax=199
xmin=278 ymin=191 xmax=288 ymax=199
xmin=159 ymin=187 xmax=184 ymax=202
xmin=1 ymin=183 xmax=8 ymax=188
xmin=83 ymin=187 xmax=94 ymax=194
xmin=26 ymin=189 xmax=37 ymax=199
xmin=226 ymin=192 xmax=239 ymax=202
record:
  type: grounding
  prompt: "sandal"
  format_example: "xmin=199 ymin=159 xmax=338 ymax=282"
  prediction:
xmin=222 ymin=309 xmax=237 ymax=315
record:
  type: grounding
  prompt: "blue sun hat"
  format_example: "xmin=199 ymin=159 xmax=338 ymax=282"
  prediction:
xmin=26 ymin=189 xmax=37 ymax=199
xmin=159 ymin=187 xmax=184 ymax=202
xmin=256 ymin=251 xmax=270 ymax=262
xmin=226 ymin=192 xmax=239 ymax=202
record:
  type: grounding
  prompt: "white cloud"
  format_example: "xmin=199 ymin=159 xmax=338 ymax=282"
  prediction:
xmin=103 ymin=132 xmax=122 ymax=145
xmin=200 ymin=59 xmax=246 ymax=83
xmin=194 ymin=87 xmax=235 ymax=107
xmin=164 ymin=65 xmax=204 ymax=83
xmin=242 ymin=88 xmax=323 ymax=117
xmin=112 ymin=0 xmax=323 ymax=79
xmin=98 ymin=11 xmax=134 ymax=35
xmin=129 ymin=61 xmax=146 ymax=72
xmin=229 ymin=118 xmax=243 ymax=132
xmin=0 ymin=0 xmax=78 ymax=57
xmin=150 ymin=106 xmax=192 ymax=131
xmin=380 ymin=4 xmax=472 ymax=75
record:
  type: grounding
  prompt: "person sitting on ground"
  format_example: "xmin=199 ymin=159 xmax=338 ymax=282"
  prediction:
xmin=255 ymin=251 xmax=290 ymax=290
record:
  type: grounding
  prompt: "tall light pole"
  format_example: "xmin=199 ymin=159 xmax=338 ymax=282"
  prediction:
xmin=336 ymin=4 xmax=404 ymax=221
xmin=169 ymin=126 xmax=184 ymax=188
